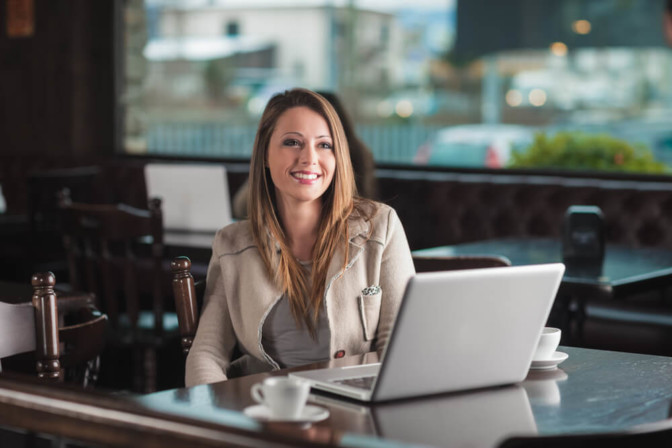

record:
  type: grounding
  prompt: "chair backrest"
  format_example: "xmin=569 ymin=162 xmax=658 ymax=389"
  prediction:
xmin=26 ymin=166 xmax=102 ymax=276
xmin=0 ymin=272 xmax=60 ymax=381
xmin=59 ymin=303 xmax=109 ymax=387
xmin=0 ymin=272 xmax=108 ymax=387
xmin=170 ymin=257 xmax=205 ymax=355
xmin=58 ymin=189 xmax=165 ymax=333
xmin=412 ymin=255 xmax=512 ymax=273
xmin=27 ymin=166 xmax=102 ymax=236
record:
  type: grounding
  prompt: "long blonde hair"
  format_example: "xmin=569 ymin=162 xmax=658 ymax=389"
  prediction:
xmin=248 ymin=88 xmax=367 ymax=334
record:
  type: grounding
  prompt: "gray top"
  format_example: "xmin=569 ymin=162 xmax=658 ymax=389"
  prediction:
xmin=261 ymin=262 xmax=331 ymax=368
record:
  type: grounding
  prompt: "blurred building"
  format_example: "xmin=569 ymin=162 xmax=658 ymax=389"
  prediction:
xmin=454 ymin=0 xmax=668 ymax=58
xmin=146 ymin=0 xmax=403 ymax=110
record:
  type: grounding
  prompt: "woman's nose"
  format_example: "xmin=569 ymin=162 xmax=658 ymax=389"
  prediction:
xmin=300 ymin=145 xmax=319 ymax=165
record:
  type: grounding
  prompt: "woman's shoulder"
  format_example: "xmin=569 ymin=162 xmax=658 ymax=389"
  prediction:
xmin=352 ymin=200 xmax=396 ymax=221
xmin=213 ymin=220 xmax=256 ymax=255
xmin=350 ymin=200 xmax=400 ymax=241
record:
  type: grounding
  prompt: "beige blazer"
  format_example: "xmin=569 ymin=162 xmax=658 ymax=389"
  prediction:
xmin=185 ymin=202 xmax=415 ymax=386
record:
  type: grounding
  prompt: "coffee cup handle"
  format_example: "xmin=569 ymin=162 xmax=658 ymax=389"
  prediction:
xmin=251 ymin=383 xmax=265 ymax=405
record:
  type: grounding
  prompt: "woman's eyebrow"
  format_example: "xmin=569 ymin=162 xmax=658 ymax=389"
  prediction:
xmin=280 ymin=131 xmax=303 ymax=137
xmin=280 ymin=131 xmax=331 ymax=139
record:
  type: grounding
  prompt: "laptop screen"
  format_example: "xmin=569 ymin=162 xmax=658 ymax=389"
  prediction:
xmin=145 ymin=163 xmax=232 ymax=232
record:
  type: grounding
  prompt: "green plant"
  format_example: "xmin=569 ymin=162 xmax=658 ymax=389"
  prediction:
xmin=508 ymin=131 xmax=668 ymax=174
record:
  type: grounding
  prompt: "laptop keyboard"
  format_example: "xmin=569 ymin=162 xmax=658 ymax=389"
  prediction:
xmin=332 ymin=375 xmax=377 ymax=390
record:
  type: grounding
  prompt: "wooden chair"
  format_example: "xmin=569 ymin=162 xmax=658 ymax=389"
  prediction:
xmin=0 ymin=272 xmax=107 ymax=387
xmin=170 ymin=256 xmax=205 ymax=356
xmin=58 ymin=189 xmax=178 ymax=393
xmin=412 ymin=254 xmax=512 ymax=273
xmin=26 ymin=166 xmax=102 ymax=279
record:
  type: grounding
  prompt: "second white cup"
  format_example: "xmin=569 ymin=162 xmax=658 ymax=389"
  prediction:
xmin=251 ymin=376 xmax=310 ymax=419
xmin=533 ymin=327 xmax=561 ymax=361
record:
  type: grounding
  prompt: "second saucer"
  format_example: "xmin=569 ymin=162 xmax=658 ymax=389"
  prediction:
xmin=243 ymin=404 xmax=330 ymax=423
xmin=530 ymin=351 xmax=569 ymax=370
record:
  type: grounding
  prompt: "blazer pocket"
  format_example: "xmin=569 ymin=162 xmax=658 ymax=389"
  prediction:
xmin=358 ymin=288 xmax=382 ymax=341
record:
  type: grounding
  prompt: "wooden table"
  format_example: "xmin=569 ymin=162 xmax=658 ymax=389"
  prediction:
xmin=2 ymin=347 xmax=672 ymax=447
xmin=413 ymin=237 xmax=672 ymax=343
xmin=134 ymin=347 xmax=672 ymax=448
xmin=413 ymin=237 xmax=672 ymax=300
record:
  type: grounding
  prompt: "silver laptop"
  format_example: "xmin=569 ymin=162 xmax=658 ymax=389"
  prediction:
xmin=290 ymin=263 xmax=565 ymax=402
xmin=144 ymin=163 xmax=232 ymax=232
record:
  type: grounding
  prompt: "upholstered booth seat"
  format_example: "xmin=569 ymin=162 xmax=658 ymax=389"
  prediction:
xmin=378 ymin=169 xmax=672 ymax=356
xmin=379 ymin=170 xmax=672 ymax=251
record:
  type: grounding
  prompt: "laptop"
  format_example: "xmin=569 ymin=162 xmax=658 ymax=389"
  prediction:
xmin=144 ymin=163 xmax=232 ymax=233
xmin=290 ymin=263 xmax=565 ymax=402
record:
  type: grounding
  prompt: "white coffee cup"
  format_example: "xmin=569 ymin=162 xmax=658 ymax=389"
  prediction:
xmin=533 ymin=327 xmax=561 ymax=361
xmin=250 ymin=376 xmax=310 ymax=419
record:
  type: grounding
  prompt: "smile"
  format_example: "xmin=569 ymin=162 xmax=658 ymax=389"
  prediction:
xmin=292 ymin=172 xmax=319 ymax=180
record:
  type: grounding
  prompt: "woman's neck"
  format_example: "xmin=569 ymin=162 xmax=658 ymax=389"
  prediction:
xmin=277 ymin=199 xmax=321 ymax=261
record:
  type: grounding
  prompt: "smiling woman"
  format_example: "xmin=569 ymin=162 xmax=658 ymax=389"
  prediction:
xmin=266 ymin=106 xmax=336 ymax=225
xmin=184 ymin=89 xmax=415 ymax=386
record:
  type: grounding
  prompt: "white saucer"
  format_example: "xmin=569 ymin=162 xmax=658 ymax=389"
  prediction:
xmin=530 ymin=351 xmax=569 ymax=370
xmin=243 ymin=404 xmax=329 ymax=423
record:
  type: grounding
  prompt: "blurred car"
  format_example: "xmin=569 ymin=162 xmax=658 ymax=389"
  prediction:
xmin=414 ymin=124 xmax=536 ymax=168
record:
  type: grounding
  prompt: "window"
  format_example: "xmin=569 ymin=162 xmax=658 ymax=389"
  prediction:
xmin=122 ymin=0 xmax=672 ymax=175
xmin=225 ymin=20 xmax=239 ymax=37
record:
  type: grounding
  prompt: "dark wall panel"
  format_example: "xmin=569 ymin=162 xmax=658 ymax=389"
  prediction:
xmin=0 ymin=0 xmax=116 ymax=157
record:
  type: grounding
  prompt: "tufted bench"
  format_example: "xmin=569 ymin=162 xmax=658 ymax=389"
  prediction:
xmin=377 ymin=169 xmax=672 ymax=252
xmin=378 ymin=168 xmax=672 ymax=356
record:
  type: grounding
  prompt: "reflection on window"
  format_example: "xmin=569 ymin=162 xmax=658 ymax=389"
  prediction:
xmin=122 ymin=0 xmax=672 ymax=174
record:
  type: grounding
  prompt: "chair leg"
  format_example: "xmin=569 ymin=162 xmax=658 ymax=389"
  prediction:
xmin=143 ymin=346 xmax=157 ymax=394
xmin=132 ymin=348 xmax=143 ymax=393
xmin=24 ymin=431 xmax=44 ymax=448
xmin=131 ymin=346 xmax=158 ymax=393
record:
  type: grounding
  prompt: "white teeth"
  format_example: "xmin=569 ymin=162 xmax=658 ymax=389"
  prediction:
xmin=293 ymin=173 xmax=318 ymax=180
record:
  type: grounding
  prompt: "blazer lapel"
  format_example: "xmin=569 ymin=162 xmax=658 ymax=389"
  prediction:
xmin=326 ymin=216 xmax=370 ymax=283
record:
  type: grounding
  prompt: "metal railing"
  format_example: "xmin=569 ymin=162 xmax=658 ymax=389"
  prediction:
xmin=146 ymin=121 xmax=442 ymax=165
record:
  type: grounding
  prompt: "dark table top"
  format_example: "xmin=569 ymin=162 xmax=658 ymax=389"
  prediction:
xmin=0 ymin=279 xmax=95 ymax=312
xmin=134 ymin=347 xmax=672 ymax=448
xmin=162 ymin=230 xmax=214 ymax=269
xmin=164 ymin=230 xmax=215 ymax=249
xmin=414 ymin=238 xmax=672 ymax=298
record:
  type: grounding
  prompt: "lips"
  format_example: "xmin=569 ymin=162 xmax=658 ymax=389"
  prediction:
xmin=291 ymin=171 xmax=320 ymax=181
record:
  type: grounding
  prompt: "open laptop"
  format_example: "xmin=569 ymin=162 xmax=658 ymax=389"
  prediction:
xmin=290 ymin=263 xmax=565 ymax=402
xmin=144 ymin=163 xmax=232 ymax=233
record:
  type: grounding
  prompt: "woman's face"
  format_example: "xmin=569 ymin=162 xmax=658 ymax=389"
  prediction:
xmin=266 ymin=106 xmax=336 ymax=209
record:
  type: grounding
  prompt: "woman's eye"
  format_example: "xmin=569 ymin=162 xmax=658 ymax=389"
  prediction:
xmin=319 ymin=142 xmax=333 ymax=150
xmin=283 ymin=139 xmax=300 ymax=147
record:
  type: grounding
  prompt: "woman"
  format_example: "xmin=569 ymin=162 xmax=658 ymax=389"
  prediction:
xmin=186 ymin=88 xmax=414 ymax=386
xmin=231 ymin=90 xmax=378 ymax=219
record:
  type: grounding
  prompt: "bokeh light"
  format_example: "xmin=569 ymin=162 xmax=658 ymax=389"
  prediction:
xmin=529 ymin=89 xmax=547 ymax=107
